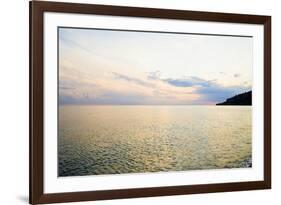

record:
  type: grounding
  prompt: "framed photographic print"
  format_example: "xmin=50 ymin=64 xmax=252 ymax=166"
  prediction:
xmin=30 ymin=1 xmax=271 ymax=204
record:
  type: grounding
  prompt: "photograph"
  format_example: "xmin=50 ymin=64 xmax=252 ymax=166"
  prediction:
xmin=28 ymin=2 xmax=271 ymax=204
xmin=58 ymin=27 xmax=253 ymax=177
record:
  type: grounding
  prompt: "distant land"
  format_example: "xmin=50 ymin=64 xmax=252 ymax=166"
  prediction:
xmin=216 ymin=91 xmax=252 ymax=106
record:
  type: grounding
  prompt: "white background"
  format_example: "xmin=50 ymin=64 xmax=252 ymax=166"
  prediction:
xmin=0 ymin=0 xmax=279 ymax=204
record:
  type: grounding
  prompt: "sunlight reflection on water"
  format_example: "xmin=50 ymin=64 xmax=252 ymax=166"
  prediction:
xmin=58 ymin=105 xmax=252 ymax=176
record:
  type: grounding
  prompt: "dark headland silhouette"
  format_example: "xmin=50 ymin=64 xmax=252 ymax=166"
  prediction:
xmin=216 ymin=91 xmax=252 ymax=106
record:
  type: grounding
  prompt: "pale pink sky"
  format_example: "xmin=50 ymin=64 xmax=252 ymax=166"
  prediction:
xmin=59 ymin=27 xmax=252 ymax=105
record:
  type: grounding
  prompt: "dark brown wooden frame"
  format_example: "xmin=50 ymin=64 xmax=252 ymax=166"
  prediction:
xmin=30 ymin=1 xmax=271 ymax=204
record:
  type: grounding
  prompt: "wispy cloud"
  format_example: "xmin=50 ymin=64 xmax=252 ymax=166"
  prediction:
xmin=60 ymin=34 xmax=91 ymax=53
xmin=234 ymin=73 xmax=241 ymax=78
xmin=163 ymin=76 xmax=215 ymax=88
xmin=59 ymin=85 xmax=74 ymax=90
xmin=147 ymin=71 xmax=161 ymax=80
xmin=112 ymin=72 xmax=153 ymax=87
xmin=59 ymin=71 xmax=250 ymax=105
xmin=160 ymin=76 xmax=250 ymax=103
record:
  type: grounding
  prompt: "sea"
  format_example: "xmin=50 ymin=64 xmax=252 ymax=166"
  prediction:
xmin=58 ymin=105 xmax=252 ymax=176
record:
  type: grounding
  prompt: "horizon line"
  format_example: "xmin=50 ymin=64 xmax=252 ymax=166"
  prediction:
xmin=58 ymin=104 xmax=253 ymax=106
xmin=59 ymin=104 xmax=216 ymax=106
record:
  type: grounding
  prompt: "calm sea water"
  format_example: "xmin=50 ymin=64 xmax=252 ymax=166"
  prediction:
xmin=58 ymin=106 xmax=252 ymax=177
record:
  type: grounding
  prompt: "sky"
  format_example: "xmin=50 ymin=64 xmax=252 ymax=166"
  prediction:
xmin=59 ymin=27 xmax=252 ymax=105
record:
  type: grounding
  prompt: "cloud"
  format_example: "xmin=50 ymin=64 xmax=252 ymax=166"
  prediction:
xmin=112 ymin=72 xmax=153 ymax=87
xmin=164 ymin=76 xmax=215 ymax=88
xmin=196 ymin=85 xmax=250 ymax=103
xmin=59 ymin=95 xmax=77 ymax=105
xmin=59 ymin=80 xmax=76 ymax=91
xmin=59 ymin=86 xmax=74 ymax=90
xmin=147 ymin=70 xmax=161 ymax=80
xmin=59 ymin=89 xmax=190 ymax=105
xmin=59 ymin=69 xmax=251 ymax=105
xmin=59 ymin=33 xmax=92 ymax=53
xmin=234 ymin=73 xmax=241 ymax=78
xmin=162 ymin=76 xmax=250 ymax=104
